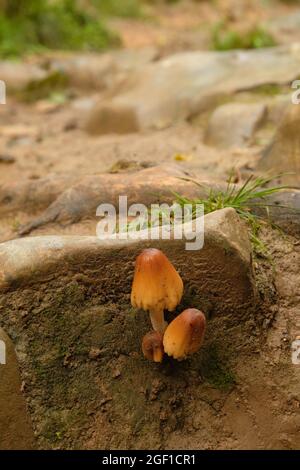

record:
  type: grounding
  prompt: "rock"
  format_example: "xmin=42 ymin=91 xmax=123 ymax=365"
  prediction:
xmin=5 ymin=163 xmax=300 ymax=237
xmin=0 ymin=328 xmax=35 ymax=449
xmin=0 ymin=173 xmax=80 ymax=216
xmin=258 ymin=104 xmax=300 ymax=185
xmin=266 ymin=95 xmax=290 ymax=125
xmin=0 ymin=208 xmax=256 ymax=318
xmin=84 ymin=44 xmax=300 ymax=134
xmin=266 ymin=12 xmax=300 ymax=45
xmin=0 ymin=154 xmax=15 ymax=164
xmin=0 ymin=62 xmax=46 ymax=92
xmin=15 ymin=165 xmax=215 ymax=234
xmin=51 ymin=48 xmax=158 ymax=91
xmin=205 ymin=103 xmax=267 ymax=148
xmin=86 ymin=103 xmax=140 ymax=135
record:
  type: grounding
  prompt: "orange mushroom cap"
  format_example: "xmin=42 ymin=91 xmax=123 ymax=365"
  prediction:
xmin=131 ymin=248 xmax=183 ymax=312
xmin=163 ymin=308 xmax=206 ymax=360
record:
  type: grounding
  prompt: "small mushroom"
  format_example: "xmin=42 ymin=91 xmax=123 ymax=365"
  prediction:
xmin=163 ymin=308 xmax=206 ymax=360
xmin=142 ymin=331 xmax=164 ymax=363
xmin=131 ymin=248 xmax=183 ymax=333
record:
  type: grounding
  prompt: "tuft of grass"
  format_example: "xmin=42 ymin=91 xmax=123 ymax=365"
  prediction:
xmin=173 ymin=174 xmax=294 ymax=254
xmin=212 ymin=23 xmax=276 ymax=51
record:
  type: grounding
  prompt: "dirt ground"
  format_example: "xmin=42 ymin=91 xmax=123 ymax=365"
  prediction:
xmin=0 ymin=0 xmax=300 ymax=450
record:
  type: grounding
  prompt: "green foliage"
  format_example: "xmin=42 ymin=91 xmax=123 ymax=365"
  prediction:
xmin=19 ymin=71 xmax=69 ymax=102
xmin=0 ymin=0 xmax=120 ymax=58
xmin=173 ymin=174 xmax=292 ymax=253
xmin=212 ymin=23 xmax=276 ymax=51
xmin=93 ymin=0 xmax=143 ymax=18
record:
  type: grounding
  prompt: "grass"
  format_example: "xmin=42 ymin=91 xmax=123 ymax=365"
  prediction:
xmin=173 ymin=174 xmax=293 ymax=254
xmin=0 ymin=0 xmax=120 ymax=58
xmin=212 ymin=23 xmax=276 ymax=51
xmin=118 ymin=174 xmax=295 ymax=255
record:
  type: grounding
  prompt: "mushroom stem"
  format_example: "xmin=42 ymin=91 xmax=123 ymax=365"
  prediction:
xmin=149 ymin=307 xmax=167 ymax=333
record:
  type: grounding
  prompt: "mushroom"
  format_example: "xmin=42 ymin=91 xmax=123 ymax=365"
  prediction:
xmin=142 ymin=331 xmax=164 ymax=363
xmin=131 ymin=248 xmax=183 ymax=333
xmin=163 ymin=308 xmax=206 ymax=360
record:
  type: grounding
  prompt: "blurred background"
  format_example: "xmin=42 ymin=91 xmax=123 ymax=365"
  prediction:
xmin=0 ymin=0 xmax=300 ymax=240
xmin=0 ymin=0 xmax=299 ymax=57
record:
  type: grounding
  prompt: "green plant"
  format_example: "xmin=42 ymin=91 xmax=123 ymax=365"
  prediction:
xmin=173 ymin=174 xmax=294 ymax=254
xmin=0 ymin=0 xmax=120 ymax=58
xmin=212 ymin=23 xmax=276 ymax=51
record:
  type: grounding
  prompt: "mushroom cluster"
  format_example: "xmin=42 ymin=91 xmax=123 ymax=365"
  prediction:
xmin=131 ymin=248 xmax=206 ymax=362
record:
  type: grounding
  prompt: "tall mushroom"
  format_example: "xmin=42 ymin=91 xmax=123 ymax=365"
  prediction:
xmin=131 ymin=248 xmax=183 ymax=333
xmin=142 ymin=331 xmax=164 ymax=363
xmin=163 ymin=308 xmax=206 ymax=360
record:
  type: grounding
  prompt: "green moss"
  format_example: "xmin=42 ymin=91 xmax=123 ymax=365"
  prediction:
xmin=18 ymin=71 xmax=69 ymax=103
xmin=251 ymin=83 xmax=282 ymax=96
xmin=212 ymin=23 xmax=276 ymax=51
xmin=200 ymin=344 xmax=236 ymax=391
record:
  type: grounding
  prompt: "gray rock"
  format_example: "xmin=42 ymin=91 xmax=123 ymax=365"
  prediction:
xmin=51 ymin=48 xmax=158 ymax=91
xmin=85 ymin=44 xmax=300 ymax=134
xmin=258 ymin=104 xmax=300 ymax=185
xmin=266 ymin=12 xmax=300 ymax=44
xmin=0 ymin=328 xmax=35 ymax=449
xmin=0 ymin=62 xmax=46 ymax=91
xmin=205 ymin=102 xmax=267 ymax=148
xmin=266 ymin=94 xmax=291 ymax=124
xmin=0 ymin=208 xmax=256 ymax=318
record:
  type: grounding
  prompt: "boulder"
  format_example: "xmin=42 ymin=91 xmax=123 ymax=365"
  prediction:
xmin=0 ymin=210 xmax=257 ymax=449
xmin=0 ymin=328 xmax=35 ymax=450
xmin=0 ymin=208 xmax=256 ymax=318
xmin=258 ymin=104 xmax=300 ymax=185
xmin=205 ymin=103 xmax=267 ymax=148
xmin=50 ymin=48 xmax=158 ymax=91
xmin=85 ymin=44 xmax=300 ymax=134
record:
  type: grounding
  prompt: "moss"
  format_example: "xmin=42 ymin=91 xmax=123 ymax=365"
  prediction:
xmin=251 ymin=84 xmax=283 ymax=96
xmin=18 ymin=71 xmax=69 ymax=103
xmin=212 ymin=23 xmax=276 ymax=51
xmin=200 ymin=344 xmax=236 ymax=391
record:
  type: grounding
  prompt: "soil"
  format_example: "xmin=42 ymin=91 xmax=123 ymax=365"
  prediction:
xmin=0 ymin=0 xmax=299 ymax=451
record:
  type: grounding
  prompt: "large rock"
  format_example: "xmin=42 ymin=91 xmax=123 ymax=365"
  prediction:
xmin=2 ymin=163 xmax=299 ymax=237
xmin=0 ymin=209 xmax=258 ymax=450
xmin=205 ymin=103 xmax=267 ymax=148
xmin=266 ymin=12 xmax=300 ymax=45
xmin=0 ymin=328 xmax=35 ymax=449
xmin=258 ymin=104 xmax=300 ymax=185
xmin=85 ymin=44 xmax=300 ymax=134
xmin=50 ymin=48 xmax=158 ymax=91
xmin=0 ymin=208 xmax=256 ymax=318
